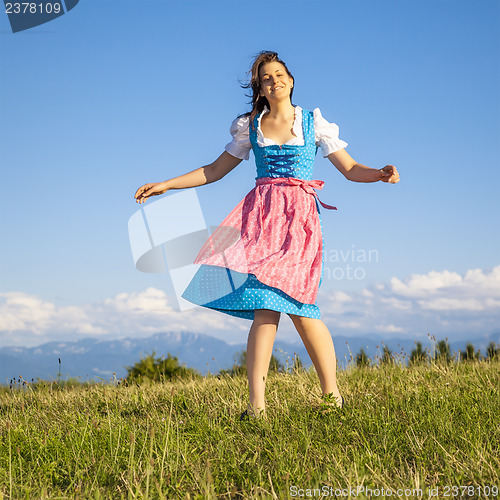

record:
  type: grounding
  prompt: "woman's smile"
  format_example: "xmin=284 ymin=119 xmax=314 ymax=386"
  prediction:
xmin=259 ymin=61 xmax=294 ymax=99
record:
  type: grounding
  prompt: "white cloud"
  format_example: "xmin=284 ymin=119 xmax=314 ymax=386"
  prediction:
xmin=418 ymin=298 xmax=484 ymax=311
xmin=0 ymin=292 xmax=56 ymax=334
xmin=0 ymin=265 xmax=499 ymax=347
xmin=390 ymin=266 xmax=500 ymax=303
xmin=0 ymin=288 xmax=248 ymax=347
xmin=378 ymin=296 xmax=413 ymax=311
xmin=319 ymin=264 xmax=500 ymax=341
xmin=374 ymin=324 xmax=406 ymax=333
xmin=390 ymin=270 xmax=463 ymax=297
xmin=103 ymin=288 xmax=174 ymax=314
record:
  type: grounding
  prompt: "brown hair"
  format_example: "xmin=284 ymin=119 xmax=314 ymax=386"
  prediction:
xmin=241 ymin=51 xmax=295 ymax=129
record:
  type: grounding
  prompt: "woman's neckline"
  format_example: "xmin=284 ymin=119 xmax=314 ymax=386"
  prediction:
xmin=258 ymin=105 xmax=303 ymax=147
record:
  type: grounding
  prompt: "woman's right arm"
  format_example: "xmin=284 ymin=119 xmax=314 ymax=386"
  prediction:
xmin=134 ymin=151 xmax=242 ymax=204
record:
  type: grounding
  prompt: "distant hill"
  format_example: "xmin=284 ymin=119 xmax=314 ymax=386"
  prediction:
xmin=0 ymin=331 xmax=497 ymax=385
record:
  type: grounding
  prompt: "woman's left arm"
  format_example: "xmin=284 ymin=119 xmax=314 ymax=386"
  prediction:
xmin=327 ymin=149 xmax=400 ymax=184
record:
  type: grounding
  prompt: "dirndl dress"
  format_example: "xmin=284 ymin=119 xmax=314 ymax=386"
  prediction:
xmin=181 ymin=108 xmax=337 ymax=320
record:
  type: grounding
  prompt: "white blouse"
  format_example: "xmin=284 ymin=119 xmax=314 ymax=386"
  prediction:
xmin=224 ymin=106 xmax=348 ymax=161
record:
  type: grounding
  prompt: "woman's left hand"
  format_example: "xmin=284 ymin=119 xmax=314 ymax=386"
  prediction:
xmin=380 ymin=165 xmax=400 ymax=183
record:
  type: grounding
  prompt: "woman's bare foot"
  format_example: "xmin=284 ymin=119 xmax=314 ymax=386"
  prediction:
xmin=240 ymin=405 xmax=265 ymax=421
xmin=320 ymin=392 xmax=344 ymax=410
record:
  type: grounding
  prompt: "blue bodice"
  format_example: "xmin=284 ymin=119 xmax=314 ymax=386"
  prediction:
xmin=250 ymin=108 xmax=318 ymax=181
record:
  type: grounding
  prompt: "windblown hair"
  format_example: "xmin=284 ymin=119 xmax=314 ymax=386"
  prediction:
xmin=241 ymin=51 xmax=295 ymax=129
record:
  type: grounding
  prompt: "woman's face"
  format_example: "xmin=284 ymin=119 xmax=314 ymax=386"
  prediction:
xmin=258 ymin=61 xmax=294 ymax=102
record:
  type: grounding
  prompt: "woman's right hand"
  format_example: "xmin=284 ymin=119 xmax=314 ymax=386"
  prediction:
xmin=134 ymin=181 xmax=169 ymax=204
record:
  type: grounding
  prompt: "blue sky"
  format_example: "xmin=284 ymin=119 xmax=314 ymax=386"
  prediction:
xmin=0 ymin=0 xmax=499 ymax=348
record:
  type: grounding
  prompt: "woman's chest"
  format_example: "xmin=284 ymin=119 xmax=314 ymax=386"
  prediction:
xmin=260 ymin=115 xmax=297 ymax=146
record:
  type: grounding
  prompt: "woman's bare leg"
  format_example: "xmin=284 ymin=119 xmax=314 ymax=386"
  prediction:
xmin=289 ymin=314 xmax=342 ymax=405
xmin=246 ymin=309 xmax=281 ymax=415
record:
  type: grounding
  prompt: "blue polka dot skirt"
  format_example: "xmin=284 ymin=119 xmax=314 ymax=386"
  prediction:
xmin=181 ymin=266 xmax=321 ymax=320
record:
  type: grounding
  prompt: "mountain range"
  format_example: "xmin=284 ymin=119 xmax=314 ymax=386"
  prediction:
xmin=1 ymin=331 xmax=498 ymax=385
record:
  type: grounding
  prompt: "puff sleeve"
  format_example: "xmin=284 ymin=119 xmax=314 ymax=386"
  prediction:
xmin=313 ymin=108 xmax=348 ymax=157
xmin=224 ymin=115 xmax=252 ymax=161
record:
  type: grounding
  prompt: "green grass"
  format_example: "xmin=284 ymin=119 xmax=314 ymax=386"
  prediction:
xmin=0 ymin=360 xmax=499 ymax=499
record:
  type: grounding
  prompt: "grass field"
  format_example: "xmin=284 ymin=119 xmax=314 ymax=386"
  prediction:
xmin=0 ymin=359 xmax=499 ymax=499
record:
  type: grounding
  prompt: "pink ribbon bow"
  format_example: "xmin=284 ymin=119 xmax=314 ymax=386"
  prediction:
xmin=255 ymin=177 xmax=337 ymax=210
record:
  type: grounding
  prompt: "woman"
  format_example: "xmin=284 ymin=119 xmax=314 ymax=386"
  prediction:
xmin=135 ymin=51 xmax=399 ymax=418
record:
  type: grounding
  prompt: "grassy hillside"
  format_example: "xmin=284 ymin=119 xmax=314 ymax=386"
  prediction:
xmin=0 ymin=360 xmax=499 ymax=499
